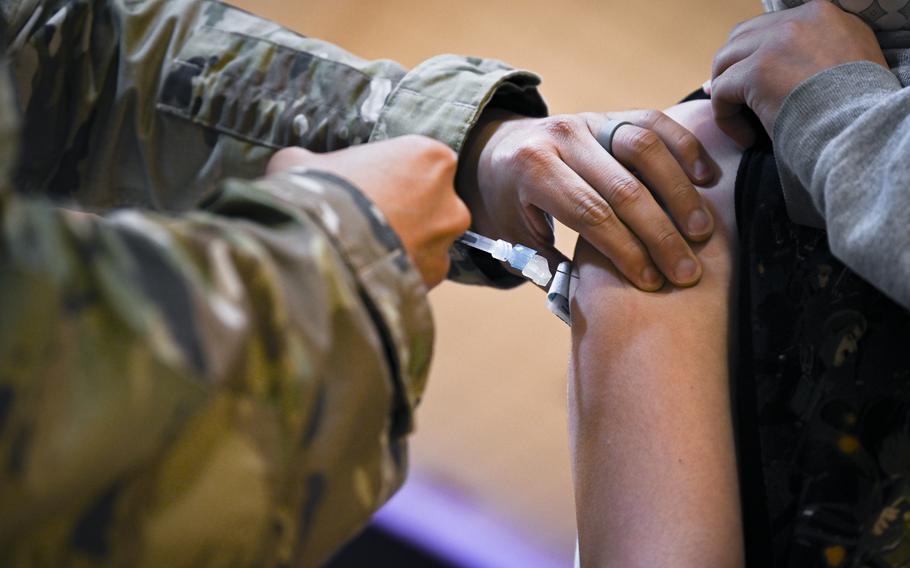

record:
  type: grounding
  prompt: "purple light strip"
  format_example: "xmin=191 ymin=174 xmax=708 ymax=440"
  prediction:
xmin=372 ymin=474 xmax=570 ymax=568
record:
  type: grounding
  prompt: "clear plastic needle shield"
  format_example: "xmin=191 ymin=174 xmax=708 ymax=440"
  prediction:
xmin=457 ymin=231 xmax=552 ymax=287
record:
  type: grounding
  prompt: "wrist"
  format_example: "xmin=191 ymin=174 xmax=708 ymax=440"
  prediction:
xmin=455 ymin=109 xmax=525 ymax=221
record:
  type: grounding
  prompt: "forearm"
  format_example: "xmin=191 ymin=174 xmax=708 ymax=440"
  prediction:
xmin=7 ymin=0 xmax=407 ymax=201
xmin=6 ymin=0 xmax=546 ymax=208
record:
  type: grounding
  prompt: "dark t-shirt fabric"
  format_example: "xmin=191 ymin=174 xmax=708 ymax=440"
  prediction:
xmin=734 ymin=143 xmax=910 ymax=568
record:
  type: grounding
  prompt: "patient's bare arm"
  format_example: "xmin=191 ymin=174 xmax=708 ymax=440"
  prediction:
xmin=570 ymin=100 xmax=744 ymax=567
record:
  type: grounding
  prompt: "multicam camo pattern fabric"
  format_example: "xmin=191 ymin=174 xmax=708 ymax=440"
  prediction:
xmin=0 ymin=0 xmax=545 ymax=566
xmin=736 ymin=145 xmax=910 ymax=568
xmin=763 ymin=0 xmax=910 ymax=31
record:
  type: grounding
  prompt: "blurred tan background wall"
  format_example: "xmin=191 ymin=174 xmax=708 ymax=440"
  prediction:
xmin=232 ymin=0 xmax=760 ymax=562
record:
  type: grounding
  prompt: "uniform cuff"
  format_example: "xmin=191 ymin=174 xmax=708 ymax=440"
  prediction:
xmin=369 ymin=54 xmax=547 ymax=289
xmin=369 ymin=54 xmax=547 ymax=154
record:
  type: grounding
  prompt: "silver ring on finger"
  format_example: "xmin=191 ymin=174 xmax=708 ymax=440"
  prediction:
xmin=595 ymin=119 xmax=634 ymax=157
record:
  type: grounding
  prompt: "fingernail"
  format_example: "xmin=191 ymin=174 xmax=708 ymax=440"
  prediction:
xmin=675 ymin=257 xmax=699 ymax=283
xmin=694 ymin=159 xmax=712 ymax=182
xmin=641 ymin=266 xmax=663 ymax=289
xmin=687 ymin=208 xmax=712 ymax=236
xmin=702 ymin=79 xmax=712 ymax=95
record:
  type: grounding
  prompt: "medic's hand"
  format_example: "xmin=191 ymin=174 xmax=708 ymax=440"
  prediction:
xmin=268 ymin=136 xmax=471 ymax=289
xmin=458 ymin=109 xmax=718 ymax=291
xmin=711 ymin=0 xmax=887 ymax=148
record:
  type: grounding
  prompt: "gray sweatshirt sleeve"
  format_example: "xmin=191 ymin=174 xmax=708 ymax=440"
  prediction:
xmin=773 ymin=61 xmax=910 ymax=309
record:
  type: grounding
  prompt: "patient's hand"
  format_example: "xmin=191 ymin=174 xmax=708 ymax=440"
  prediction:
xmin=711 ymin=0 xmax=887 ymax=147
xmin=569 ymin=99 xmax=744 ymax=568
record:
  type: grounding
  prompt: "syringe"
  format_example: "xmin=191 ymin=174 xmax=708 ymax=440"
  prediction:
xmin=457 ymin=230 xmax=552 ymax=287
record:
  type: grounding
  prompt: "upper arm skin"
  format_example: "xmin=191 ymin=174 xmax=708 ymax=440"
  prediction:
xmin=569 ymin=100 xmax=744 ymax=568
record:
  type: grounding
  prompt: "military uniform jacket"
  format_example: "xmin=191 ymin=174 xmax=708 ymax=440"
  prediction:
xmin=0 ymin=1 xmax=547 ymax=566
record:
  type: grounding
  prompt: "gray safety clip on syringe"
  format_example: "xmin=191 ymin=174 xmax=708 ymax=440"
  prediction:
xmin=456 ymin=231 xmax=575 ymax=326
xmin=546 ymin=261 xmax=576 ymax=326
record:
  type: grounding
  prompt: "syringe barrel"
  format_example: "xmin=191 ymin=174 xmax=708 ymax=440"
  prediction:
xmin=459 ymin=230 xmax=511 ymax=261
xmin=459 ymin=230 xmax=496 ymax=254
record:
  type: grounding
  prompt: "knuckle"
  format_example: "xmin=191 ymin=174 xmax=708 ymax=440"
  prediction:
xmin=440 ymin=146 xmax=459 ymax=170
xmin=427 ymin=257 xmax=450 ymax=288
xmin=451 ymin=198 xmax=472 ymax=234
xmin=267 ymin=147 xmax=310 ymax=173
xmin=729 ymin=19 xmax=749 ymax=41
xmin=543 ymin=115 xmax=581 ymax=140
xmin=654 ymin=225 xmax=684 ymax=250
xmin=638 ymin=109 xmax=664 ymax=128
xmin=626 ymin=129 xmax=662 ymax=157
xmin=571 ymin=189 xmax=614 ymax=228
xmin=509 ymin=142 xmax=551 ymax=171
xmin=619 ymin=239 xmax=648 ymax=270
xmin=711 ymin=52 xmax=722 ymax=77
xmin=414 ymin=139 xmax=458 ymax=182
xmin=779 ymin=19 xmax=803 ymax=41
xmin=603 ymin=176 xmax=644 ymax=210
xmin=810 ymin=0 xmax=837 ymax=15
xmin=276 ymin=146 xmax=309 ymax=162
xmin=675 ymin=131 xmax=701 ymax=157
xmin=668 ymin=180 xmax=696 ymax=202
xmin=421 ymin=138 xmax=458 ymax=164
xmin=275 ymin=146 xmax=304 ymax=159
xmin=711 ymin=45 xmax=734 ymax=78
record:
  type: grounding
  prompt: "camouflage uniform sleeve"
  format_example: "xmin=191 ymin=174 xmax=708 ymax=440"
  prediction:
xmin=4 ymin=0 xmax=547 ymax=287
xmin=0 ymin=166 xmax=434 ymax=566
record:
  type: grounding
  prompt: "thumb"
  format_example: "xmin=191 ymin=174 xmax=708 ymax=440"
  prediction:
xmin=710 ymin=67 xmax=759 ymax=149
xmin=266 ymin=146 xmax=316 ymax=175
